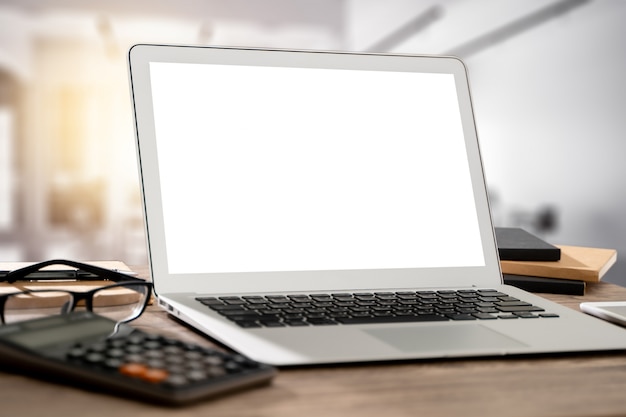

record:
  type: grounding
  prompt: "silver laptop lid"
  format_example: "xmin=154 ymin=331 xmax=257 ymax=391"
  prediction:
xmin=128 ymin=44 xmax=501 ymax=295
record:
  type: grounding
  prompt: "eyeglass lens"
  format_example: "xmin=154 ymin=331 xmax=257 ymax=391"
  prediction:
xmin=4 ymin=291 xmax=73 ymax=324
xmin=91 ymin=284 xmax=150 ymax=323
xmin=3 ymin=284 xmax=150 ymax=325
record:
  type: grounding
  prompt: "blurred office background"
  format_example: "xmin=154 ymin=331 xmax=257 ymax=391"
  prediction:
xmin=0 ymin=0 xmax=625 ymax=284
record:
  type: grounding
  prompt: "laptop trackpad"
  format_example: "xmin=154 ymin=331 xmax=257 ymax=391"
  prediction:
xmin=365 ymin=324 xmax=526 ymax=353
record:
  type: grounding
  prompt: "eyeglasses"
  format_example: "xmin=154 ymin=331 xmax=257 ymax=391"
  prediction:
xmin=0 ymin=259 xmax=153 ymax=325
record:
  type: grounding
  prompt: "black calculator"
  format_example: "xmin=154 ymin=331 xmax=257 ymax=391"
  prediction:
xmin=0 ymin=311 xmax=276 ymax=405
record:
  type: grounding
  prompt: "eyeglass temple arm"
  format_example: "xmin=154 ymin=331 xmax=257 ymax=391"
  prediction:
xmin=3 ymin=259 xmax=145 ymax=284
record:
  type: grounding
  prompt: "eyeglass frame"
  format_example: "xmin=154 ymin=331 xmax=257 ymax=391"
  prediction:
xmin=1 ymin=259 xmax=147 ymax=284
xmin=0 ymin=259 xmax=153 ymax=325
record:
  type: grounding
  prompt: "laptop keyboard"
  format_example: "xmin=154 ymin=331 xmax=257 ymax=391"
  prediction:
xmin=195 ymin=289 xmax=559 ymax=328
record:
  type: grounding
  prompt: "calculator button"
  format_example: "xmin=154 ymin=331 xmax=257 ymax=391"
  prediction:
xmin=125 ymin=345 xmax=143 ymax=354
xmin=118 ymin=363 xmax=170 ymax=384
xmin=166 ymin=356 xmax=185 ymax=365
xmin=165 ymin=374 xmax=188 ymax=387
xmin=144 ymin=349 xmax=164 ymax=358
xmin=223 ymin=361 xmax=242 ymax=373
xmin=231 ymin=354 xmax=255 ymax=367
xmin=125 ymin=353 xmax=145 ymax=363
xmin=107 ymin=339 xmax=126 ymax=348
xmin=165 ymin=364 xmax=186 ymax=375
xmin=84 ymin=352 xmax=106 ymax=364
xmin=143 ymin=341 xmax=162 ymax=350
xmin=163 ymin=345 xmax=184 ymax=355
xmin=106 ymin=348 xmax=126 ymax=358
xmin=146 ymin=359 xmax=167 ymax=369
xmin=186 ymin=370 xmax=208 ymax=381
xmin=184 ymin=351 xmax=203 ymax=361
xmin=67 ymin=347 xmax=86 ymax=359
xmin=119 ymin=363 xmax=148 ymax=378
xmin=184 ymin=360 xmax=204 ymax=370
xmin=104 ymin=358 xmax=124 ymax=369
xmin=206 ymin=366 xmax=226 ymax=378
xmin=88 ymin=343 xmax=108 ymax=353
xmin=203 ymin=356 xmax=224 ymax=366
xmin=141 ymin=368 xmax=169 ymax=384
xmin=144 ymin=333 xmax=163 ymax=341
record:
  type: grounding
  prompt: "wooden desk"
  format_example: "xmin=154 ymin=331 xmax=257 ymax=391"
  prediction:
xmin=3 ymin=276 xmax=626 ymax=417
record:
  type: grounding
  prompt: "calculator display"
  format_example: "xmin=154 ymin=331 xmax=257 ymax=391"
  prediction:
xmin=2 ymin=316 xmax=114 ymax=350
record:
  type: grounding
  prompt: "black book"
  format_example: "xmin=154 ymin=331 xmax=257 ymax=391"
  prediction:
xmin=503 ymin=274 xmax=585 ymax=296
xmin=495 ymin=227 xmax=561 ymax=261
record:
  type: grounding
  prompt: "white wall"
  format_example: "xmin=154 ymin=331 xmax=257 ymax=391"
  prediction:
xmin=349 ymin=0 xmax=626 ymax=284
xmin=465 ymin=0 xmax=626 ymax=284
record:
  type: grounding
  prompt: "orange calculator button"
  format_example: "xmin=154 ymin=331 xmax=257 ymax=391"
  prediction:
xmin=119 ymin=363 xmax=147 ymax=378
xmin=141 ymin=368 xmax=169 ymax=383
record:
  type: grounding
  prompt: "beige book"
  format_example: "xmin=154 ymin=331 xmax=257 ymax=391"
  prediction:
xmin=500 ymin=245 xmax=617 ymax=283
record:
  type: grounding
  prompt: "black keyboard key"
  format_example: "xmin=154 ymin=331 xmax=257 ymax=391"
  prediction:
xmin=417 ymin=293 xmax=438 ymax=299
xmin=307 ymin=318 xmax=338 ymax=325
xmin=223 ymin=299 xmax=247 ymax=305
xmin=313 ymin=302 xmax=334 ymax=308
xmin=514 ymin=312 xmax=540 ymax=318
xmin=497 ymin=305 xmax=544 ymax=313
xmin=266 ymin=295 xmax=289 ymax=301
xmin=284 ymin=320 xmax=309 ymax=326
xmin=496 ymin=301 xmax=532 ymax=307
xmin=456 ymin=308 xmax=479 ymax=314
xmin=236 ymin=321 xmax=263 ymax=328
xmin=475 ymin=302 xmax=496 ymax=307
xmin=306 ymin=313 xmax=328 ymax=319
xmin=195 ymin=297 xmax=224 ymax=306
xmin=260 ymin=321 xmax=285 ymax=327
xmin=472 ymin=313 xmax=498 ymax=320
xmin=394 ymin=311 xmax=416 ymax=316
xmin=334 ymin=301 xmax=356 ymax=307
xmin=210 ymin=304 xmax=247 ymax=311
xmin=498 ymin=296 xmax=522 ymax=302
xmin=447 ymin=314 xmax=476 ymax=321
xmin=219 ymin=309 xmax=256 ymax=316
xmin=350 ymin=312 xmax=374 ymax=318
xmin=283 ymin=308 xmax=305 ymax=314
xmin=292 ymin=302 xmax=314 ymax=308
xmin=268 ymin=303 xmax=291 ymax=309
xmin=288 ymin=295 xmax=311 ymax=301
xmin=478 ymin=290 xmax=506 ymax=296
xmin=246 ymin=298 xmax=270 ymax=304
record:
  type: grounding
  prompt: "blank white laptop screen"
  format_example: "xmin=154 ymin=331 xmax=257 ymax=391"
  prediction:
xmin=148 ymin=61 xmax=484 ymax=275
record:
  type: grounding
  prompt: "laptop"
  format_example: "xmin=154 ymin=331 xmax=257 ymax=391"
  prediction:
xmin=128 ymin=44 xmax=626 ymax=366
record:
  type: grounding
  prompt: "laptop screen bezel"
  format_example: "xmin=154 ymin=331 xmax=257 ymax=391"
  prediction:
xmin=128 ymin=44 xmax=502 ymax=295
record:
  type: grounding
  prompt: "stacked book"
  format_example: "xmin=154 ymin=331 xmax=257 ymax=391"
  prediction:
xmin=496 ymin=227 xmax=617 ymax=295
